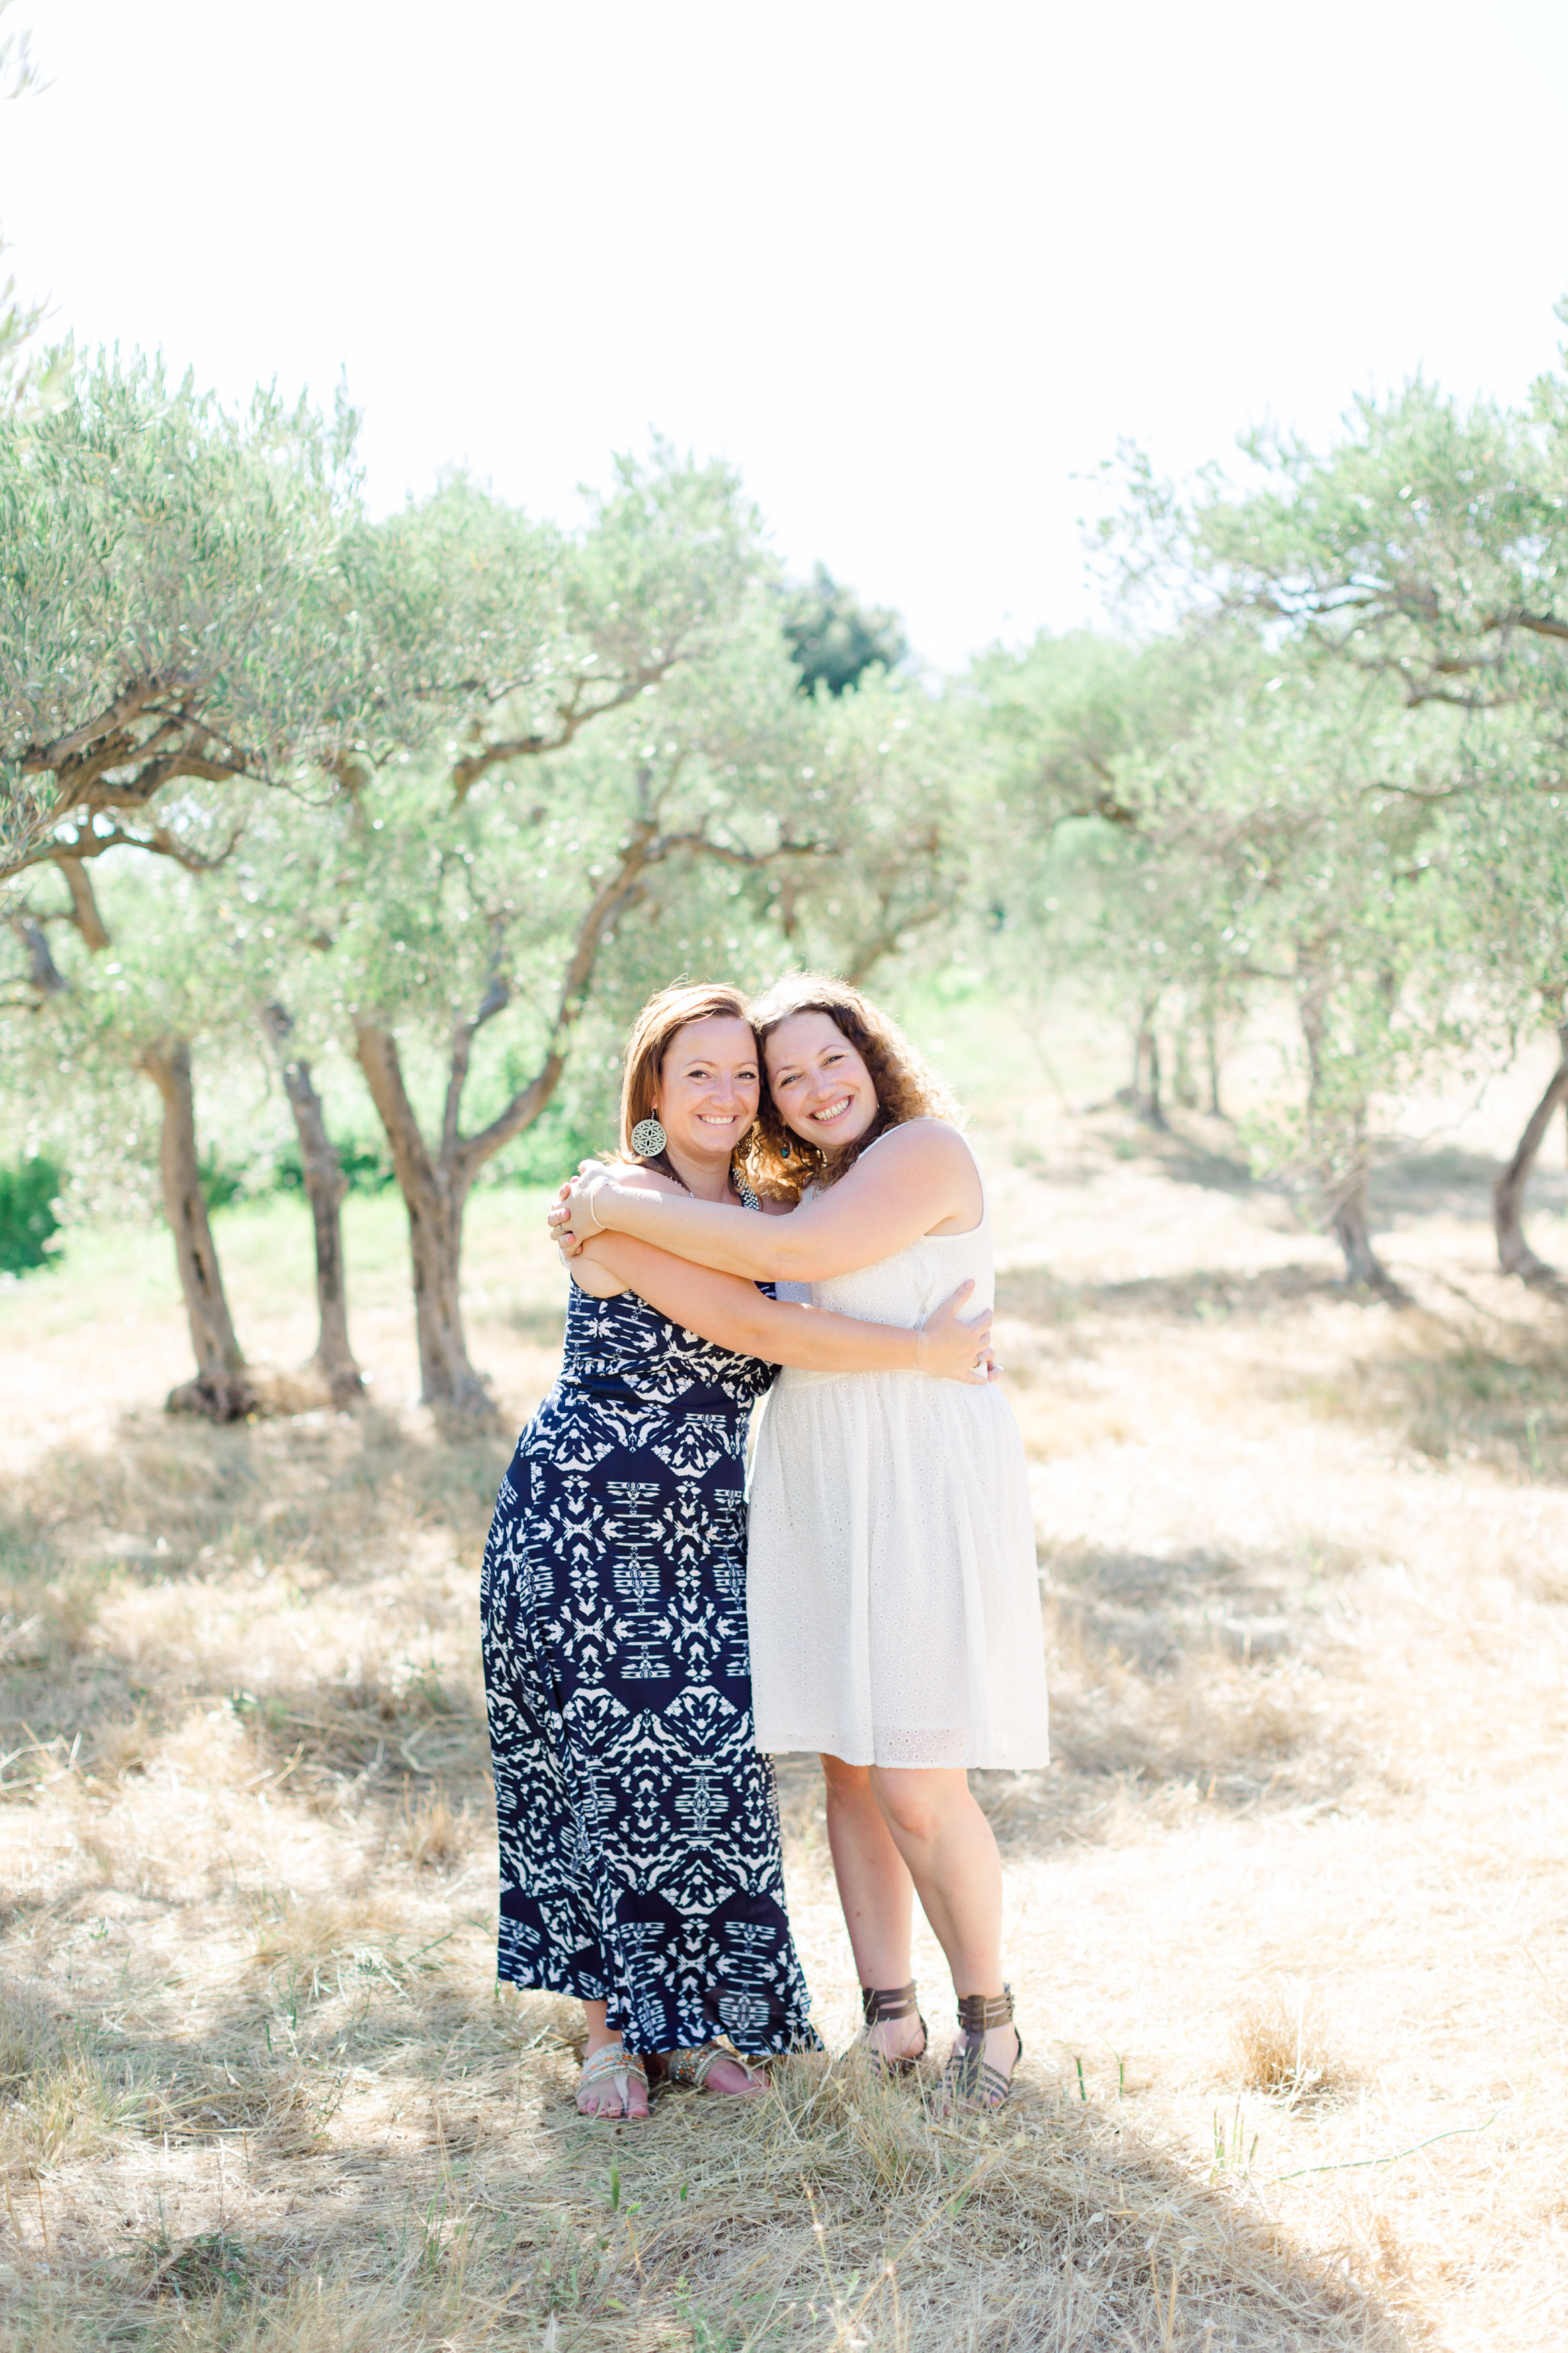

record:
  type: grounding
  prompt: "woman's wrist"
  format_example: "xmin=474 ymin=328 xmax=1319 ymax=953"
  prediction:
xmin=600 ymin=1176 xmax=650 ymax=1234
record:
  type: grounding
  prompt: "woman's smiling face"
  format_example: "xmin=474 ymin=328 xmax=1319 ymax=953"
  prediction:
xmin=654 ymin=1014 xmax=760 ymax=1162
xmin=764 ymin=1012 xmax=880 ymax=1154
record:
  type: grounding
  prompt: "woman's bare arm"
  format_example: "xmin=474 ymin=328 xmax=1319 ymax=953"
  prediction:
xmin=554 ymin=1122 xmax=981 ymax=1282
xmin=571 ymin=1231 xmax=991 ymax=1381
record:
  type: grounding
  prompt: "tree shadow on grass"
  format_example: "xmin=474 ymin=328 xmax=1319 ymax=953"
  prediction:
xmin=2 ymin=1404 xmax=512 ymax=1589
xmin=963 ymin=1536 xmax=1376 ymax=1856
xmin=501 ymin=1300 xmax=569 ymax=1347
xmin=1329 ymin=1330 xmax=1568 ymax=1488
xmin=1 ymin=1410 xmax=498 ymax=1806
xmin=0 ymin=1958 xmax=1401 ymax=2353
xmin=1367 ymin=1144 xmax=1522 ymax=1228
xmin=998 ymin=1261 xmax=1350 ymax=1331
xmin=1145 ymin=1130 xmax=1259 ymax=1195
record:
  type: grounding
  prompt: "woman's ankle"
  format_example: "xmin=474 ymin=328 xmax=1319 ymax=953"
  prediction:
xmin=864 ymin=2013 xmax=923 ymax=2048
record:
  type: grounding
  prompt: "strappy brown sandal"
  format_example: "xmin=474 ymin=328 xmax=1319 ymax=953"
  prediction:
xmin=859 ymin=1981 xmax=927 ymax=2076
xmin=662 ymin=2040 xmax=771 ymax=2096
xmin=576 ymin=2042 xmax=649 ymax=2118
xmin=933 ymin=1985 xmax=1021 ymax=2114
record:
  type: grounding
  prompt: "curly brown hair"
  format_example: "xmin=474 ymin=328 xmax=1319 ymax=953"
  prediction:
xmin=739 ymin=972 xmax=962 ymax=1201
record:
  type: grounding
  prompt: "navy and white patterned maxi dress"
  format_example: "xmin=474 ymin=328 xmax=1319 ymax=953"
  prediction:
xmin=480 ymin=1275 xmax=816 ymax=2059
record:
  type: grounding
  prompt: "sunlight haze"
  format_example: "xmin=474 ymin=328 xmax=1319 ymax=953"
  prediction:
xmin=3 ymin=0 xmax=1567 ymax=664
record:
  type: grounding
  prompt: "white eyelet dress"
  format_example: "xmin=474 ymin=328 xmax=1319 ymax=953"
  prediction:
xmin=745 ymin=1132 xmax=1049 ymax=1770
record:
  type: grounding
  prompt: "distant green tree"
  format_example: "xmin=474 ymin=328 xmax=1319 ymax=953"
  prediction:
xmin=964 ymin=613 xmax=1478 ymax=1283
xmin=1 ymin=862 xmax=264 ymax=1413
xmin=765 ymin=670 xmax=968 ymax=983
xmin=966 ymin=627 xmax=1249 ymax=1125
xmin=782 ymin=565 xmax=908 ymax=697
xmin=0 ymin=1151 xmax=61 ymax=1274
xmin=1119 ymin=352 xmax=1568 ymax=1277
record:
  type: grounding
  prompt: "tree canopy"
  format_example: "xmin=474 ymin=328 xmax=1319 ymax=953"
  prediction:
xmin=12 ymin=316 xmax=1568 ymax=1404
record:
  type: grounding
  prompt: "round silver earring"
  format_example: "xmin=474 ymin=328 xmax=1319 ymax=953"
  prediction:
xmin=631 ymin=1116 xmax=667 ymax=1157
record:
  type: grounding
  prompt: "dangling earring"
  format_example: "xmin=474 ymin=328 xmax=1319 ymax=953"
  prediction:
xmin=779 ymin=1138 xmax=791 ymax=1160
xmin=631 ymin=1115 xmax=667 ymax=1156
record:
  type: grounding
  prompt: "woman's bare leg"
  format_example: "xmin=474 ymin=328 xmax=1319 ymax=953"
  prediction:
xmin=867 ymin=1767 xmax=1019 ymax=2084
xmin=820 ymin=1754 xmax=923 ymax=2060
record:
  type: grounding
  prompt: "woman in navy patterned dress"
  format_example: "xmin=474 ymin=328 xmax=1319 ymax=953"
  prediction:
xmin=481 ymin=984 xmax=993 ymax=2119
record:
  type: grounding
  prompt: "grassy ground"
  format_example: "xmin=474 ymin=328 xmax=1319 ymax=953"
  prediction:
xmin=2 ymin=1008 xmax=1567 ymax=2349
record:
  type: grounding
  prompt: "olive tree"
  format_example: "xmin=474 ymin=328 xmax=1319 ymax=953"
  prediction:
xmin=330 ymin=586 xmax=827 ymax=1416
xmin=1 ymin=859 xmax=264 ymax=1414
xmin=1161 ymin=366 xmax=1568 ymax=1277
xmin=0 ymin=352 xmax=376 ymax=924
xmin=0 ymin=351 xmax=395 ymax=1401
xmin=965 ymin=627 xmax=1257 ymax=1124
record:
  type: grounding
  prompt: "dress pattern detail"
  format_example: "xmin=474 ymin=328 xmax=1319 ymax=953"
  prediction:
xmin=481 ymin=1277 xmax=815 ymax=2057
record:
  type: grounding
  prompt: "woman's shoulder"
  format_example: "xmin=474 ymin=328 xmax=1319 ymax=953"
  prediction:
xmin=863 ymin=1117 xmax=972 ymax=1170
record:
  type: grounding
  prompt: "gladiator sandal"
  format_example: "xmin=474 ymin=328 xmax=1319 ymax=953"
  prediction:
xmin=934 ymin=1986 xmax=1021 ymax=2114
xmin=860 ymin=1981 xmax=927 ymax=2075
xmin=663 ymin=2040 xmax=772 ymax=2096
xmin=576 ymin=2043 xmax=649 ymax=2120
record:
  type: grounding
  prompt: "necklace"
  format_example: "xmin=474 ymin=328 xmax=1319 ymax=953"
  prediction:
xmin=643 ymin=1150 xmax=760 ymax=1212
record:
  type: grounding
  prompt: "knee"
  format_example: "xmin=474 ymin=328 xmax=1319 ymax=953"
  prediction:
xmin=820 ymin=1753 xmax=871 ymax=1805
xmin=872 ymin=1771 xmax=954 ymax=1845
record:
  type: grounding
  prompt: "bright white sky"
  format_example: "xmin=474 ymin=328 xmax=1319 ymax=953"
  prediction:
xmin=4 ymin=0 xmax=1568 ymax=668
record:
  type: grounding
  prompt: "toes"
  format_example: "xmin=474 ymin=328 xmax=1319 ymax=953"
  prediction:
xmin=703 ymin=2057 xmax=768 ymax=2098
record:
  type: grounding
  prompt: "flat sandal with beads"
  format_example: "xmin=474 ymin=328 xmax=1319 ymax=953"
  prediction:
xmin=859 ymin=1980 xmax=928 ymax=2076
xmin=661 ymin=2040 xmax=771 ymax=2095
xmin=575 ymin=2043 xmax=649 ymax=2119
xmin=933 ymin=1985 xmax=1021 ymax=2114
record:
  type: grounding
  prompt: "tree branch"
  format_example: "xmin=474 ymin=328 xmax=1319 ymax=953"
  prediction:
xmin=7 ymin=913 xmax=67 ymax=994
xmin=57 ymin=853 xmax=109 ymax=947
xmin=442 ymin=920 xmax=511 ymax=1159
xmin=25 ymin=676 xmax=163 ymax=772
xmin=449 ymin=660 xmax=679 ymax=799
xmin=354 ymin=1022 xmax=440 ymax=1201
xmin=1484 ymin=606 xmax=1568 ymax=645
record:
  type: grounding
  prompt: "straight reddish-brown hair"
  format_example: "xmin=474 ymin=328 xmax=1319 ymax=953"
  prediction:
xmin=615 ymin=982 xmax=756 ymax=1158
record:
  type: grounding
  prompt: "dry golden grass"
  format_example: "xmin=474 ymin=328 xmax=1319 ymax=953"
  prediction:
xmin=1229 ymin=1984 xmax=1346 ymax=2106
xmin=2 ymin=1043 xmax=1568 ymax=2347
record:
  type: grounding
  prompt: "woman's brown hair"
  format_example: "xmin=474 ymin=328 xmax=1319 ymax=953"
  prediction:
xmin=614 ymin=981 xmax=757 ymax=1163
xmin=739 ymin=972 xmax=962 ymax=1201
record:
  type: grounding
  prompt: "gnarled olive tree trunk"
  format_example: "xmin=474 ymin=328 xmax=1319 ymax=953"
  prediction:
xmin=134 ymin=1040 xmax=257 ymax=1421
xmin=1493 ymin=1021 xmax=1568 ymax=1285
xmin=1133 ymin=1002 xmax=1167 ymax=1129
xmin=355 ymin=1016 xmax=563 ymax=1419
xmin=1327 ymin=1121 xmax=1385 ymax=1287
xmin=1297 ymin=960 xmax=1390 ymax=1287
xmin=259 ymin=1002 xmax=364 ymax=1404
xmin=352 ymin=852 xmax=655 ymax=1417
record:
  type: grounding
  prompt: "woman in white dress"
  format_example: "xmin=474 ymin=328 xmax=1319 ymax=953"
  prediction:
xmin=552 ymin=975 xmax=1048 ymax=2112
